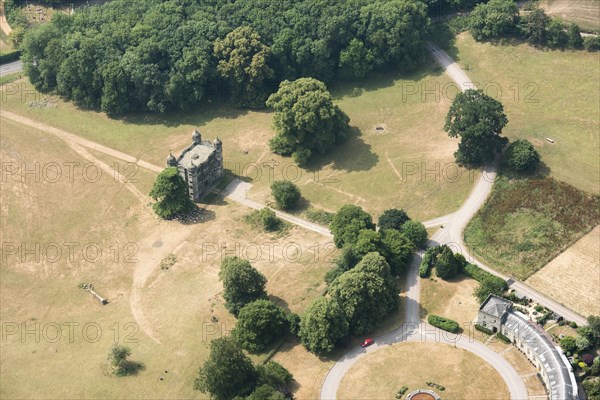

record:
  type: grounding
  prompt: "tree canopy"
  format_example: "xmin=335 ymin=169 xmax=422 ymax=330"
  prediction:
xmin=233 ymin=299 xmax=289 ymax=353
xmin=474 ymin=275 xmax=508 ymax=302
xmin=271 ymin=180 xmax=301 ymax=210
xmin=330 ymin=205 xmax=376 ymax=248
xmin=469 ymin=0 xmax=519 ymax=41
xmin=21 ymin=0 xmax=430 ymax=115
xmin=218 ymin=256 xmax=267 ymax=315
xmin=504 ymin=139 xmax=540 ymax=173
xmin=328 ymin=252 xmax=399 ymax=335
xmin=520 ymin=8 xmax=551 ymax=46
xmin=149 ymin=167 xmax=194 ymax=219
xmin=194 ymin=337 xmax=258 ymax=400
xmin=267 ymin=78 xmax=352 ymax=165
xmin=214 ymin=26 xmax=274 ymax=108
xmin=378 ymin=208 xmax=411 ymax=231
xmin=432 ymin=245 xmax=463 ymax=280
xmin=400 ymin=220 xmax=428 ymax=248
xmin=298 ymin=297 xmax=349 ymax=355
xmin=444 ymin=89 xmax=508 ymax=165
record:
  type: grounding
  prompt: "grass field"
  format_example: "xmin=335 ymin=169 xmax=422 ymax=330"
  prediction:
xmin=527 ymin=225 xmax=600 ymax=317
xmin=465 ymin=177 xmax=600 ymax=280
xmin=0 ymin=67 xmax=478 ymax=221
xmin=0 ymin=116 xmax=338 ymax=398
xmin=541 ymin=0 xmax=600 ymax=32
xmin=338 ymin=342 xmax=509 ymax=399
xmin=420 ymin=271 xmax=481 ymax=328
xmin=453 ymin=33 xmax=600 ymax=195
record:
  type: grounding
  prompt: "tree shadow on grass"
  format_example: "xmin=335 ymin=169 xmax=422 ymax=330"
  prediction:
xmin=427 ymin=22 xmax=461 ymax=62
xmin=115 ymin=360 xmax=146 ymax=376
xmin=305 ymin=127 xmax=379 ymax=173
xmin=498 ymin=160 xmax=551 ymax=180
xmin=268 ymin=295 xmax=291 ymax=314
xmin=119 ymin=100 xmax=256 ymax=129
xmin=176 ymin=207 xmax=216 ymax=225
xmin=330 ymin=66 xmax=444 ymax=101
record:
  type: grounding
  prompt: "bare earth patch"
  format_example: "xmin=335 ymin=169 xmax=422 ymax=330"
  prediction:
xmin=338 ymin=342 xmax=509 ymax=399
xmin=526 ymin=225 xmax=600 ymax=317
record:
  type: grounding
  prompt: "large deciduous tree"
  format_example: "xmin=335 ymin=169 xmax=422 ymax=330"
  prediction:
xmin=339 ymin=38 xmax=375 ymax=79
xmin=232 ymin=299 xmax=289 ymax=352
xmin=149 ymin=167 xmax=194 ymax=219
xmin=271 ymin=180 xmax=301 ymax=210
xmin=329 ymin=252 xmax=399 ymax=335
xmin=521 ymin=9 xmax=550 ymax=46
xmin=219 ymin=257 xmax=267 ymax=315
xmin=444 ymin=89 xmax=508 ymax=165
xmin=469 ymin=0 xmax=519 ymax=41
xmin=298 ymin=297 xmax=349 ymax=355
xmin=330 ymin=205 xmax=376 ymax=248
xmin=267 ymin=78 xmax=352 ymax=165
xmin=378 ymin=208 xmax=411 ymax=231
xmin=400 ymin=220 xmax=428 ymax=248
xmin=214 ymin=26 xmax=274 ymax=108
xmin=358 ymin=0 xmax=430 ymax=70
xmin=504 ymin=139 xmax=540 ymax=173
xmin=194 ymin=337 xmax=258 ymax=400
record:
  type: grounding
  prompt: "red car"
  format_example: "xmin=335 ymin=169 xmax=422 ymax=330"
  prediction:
xmin=360 ymin=338 xmax=374 ymax=348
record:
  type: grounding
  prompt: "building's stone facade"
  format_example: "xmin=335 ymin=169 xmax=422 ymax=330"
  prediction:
xmin=477 ymin=294 xmax=579 ymax=399
xmin=167 ymin=129 xmax=223 ymax=202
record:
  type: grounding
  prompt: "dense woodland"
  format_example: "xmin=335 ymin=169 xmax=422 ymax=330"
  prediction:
xmin=17 ymin=0 xmax=438 ymax=115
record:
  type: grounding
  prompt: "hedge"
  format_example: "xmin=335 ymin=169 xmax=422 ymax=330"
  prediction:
xmin=497 ymin=332 xmax=511 ymax=344
xmin=462 ymin=262 xmax=507 ymax=289
xmin=428 ymin=314 xmax=460 ymax=333
xmin=475 ymin=324 xmax=493 ymax=335
xmin=0 ymin=50 xmax=21 ymax=64
xmin=419 ymin=251 xmax=434 ymax=278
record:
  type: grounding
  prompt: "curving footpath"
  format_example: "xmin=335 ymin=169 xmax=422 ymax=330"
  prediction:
xmin=320 ymin=44 xmax=530 ymax=400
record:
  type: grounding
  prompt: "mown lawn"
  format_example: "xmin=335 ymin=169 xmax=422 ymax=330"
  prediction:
xmin=0 ymin=66 xmax=478 ymax=221
xmin=464 ymin=176 xmax=600 ymax=279
xmin=453 ymin=33 xmax=600 ymax=195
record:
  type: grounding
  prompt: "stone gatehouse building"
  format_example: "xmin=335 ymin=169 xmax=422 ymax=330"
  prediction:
xmin=478 ymin=294 xmax=578 ymax=399
xmin=167 ymin=129 xmax=224 ymax=202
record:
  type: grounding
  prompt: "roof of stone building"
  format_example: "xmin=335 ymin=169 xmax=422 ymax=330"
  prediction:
xmin=479 ymin=294 xmax=512 ymax=318
xmin=504 ymin=312 xmax=578 ymax=400
xmin=178 ymin=141 xmax=216 ymax=169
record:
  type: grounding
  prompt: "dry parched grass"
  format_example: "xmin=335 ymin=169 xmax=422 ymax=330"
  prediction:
xmin=338 ymin=342 xmax=509 ymax=399
xmin=541 ymin=0 xmax=600 ymax=32
xmin=465 ymin=177 xmax=600 ymax=279
xmin=527 ymin=225 xmax=600 ymax=317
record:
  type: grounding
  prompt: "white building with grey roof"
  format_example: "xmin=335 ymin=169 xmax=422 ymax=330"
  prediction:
xmin=478 ymin=294 xmax=578 ymax=399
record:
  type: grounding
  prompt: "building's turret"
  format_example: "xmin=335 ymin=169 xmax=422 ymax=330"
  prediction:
xmin=213 ymin=137 xmax=222 ymax=160
xmin=192 ymin=128 xmax=201 ymax=145
xmin=167 ymin=152 xmax=177 ymax=167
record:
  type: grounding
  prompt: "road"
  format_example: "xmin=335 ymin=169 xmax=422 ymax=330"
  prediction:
xmin=0 ymin=60 xmax=23 ymax=76
xmin=221 ymin=178 xmax=333 ymax=238
xmin=426 ymin=43 xmax=587 ymax=326
xmin=1 ymin=108 xmax=451 ymax=238
xmin=1 ymin=41 xmax=587 ymax=389
xmin=321 ymin=43 xmax=529 ymax=400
